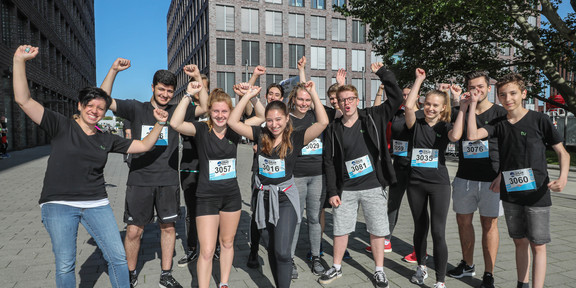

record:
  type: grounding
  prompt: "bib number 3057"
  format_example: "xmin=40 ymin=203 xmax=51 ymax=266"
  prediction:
xmin=209 ymin=158 xmax=236 ymax=181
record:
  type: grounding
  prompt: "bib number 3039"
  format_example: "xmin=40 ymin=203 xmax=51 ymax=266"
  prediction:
xmin=503 ymin=168 xmax=536 ymax=192
xmin=411 ymin=148 xmax=438 ymax=168
xmin=259 ymin=155 xmax=286 ymax=178
xmin=345 ymin=155 xmax=374 ymax=179
xmin=392 ymin=140 xmax=408 ymax=157
xmin=209 ymin=158 xmax=236 ymax=181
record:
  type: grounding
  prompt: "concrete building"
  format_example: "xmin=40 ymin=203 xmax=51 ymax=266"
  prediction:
xmin=167 ymin=0 xmax=383 ymax=107
xmin=0 ymin=0 xmax=96 ymax=150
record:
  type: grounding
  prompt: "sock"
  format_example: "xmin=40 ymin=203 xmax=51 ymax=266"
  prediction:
xmin=333 ymin=263 xmax=342 ymax=270
xmin=517 ymin=281 xmax=529 ymax=288
xmin=161 ymin=269 xmax=171 ymax=276
xmin=375 ymin=266 xmax=384 ymax=273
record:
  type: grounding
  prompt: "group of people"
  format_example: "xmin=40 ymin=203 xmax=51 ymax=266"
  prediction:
xmin=13 ymin=43 xmax=569 ymax=288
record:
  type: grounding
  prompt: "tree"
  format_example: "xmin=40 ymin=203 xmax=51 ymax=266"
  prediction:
xmin=337 ymin=0 xmax=576 ymax=113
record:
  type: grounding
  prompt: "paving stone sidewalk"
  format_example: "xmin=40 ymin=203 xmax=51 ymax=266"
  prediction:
xmin=1 ymin=144 xmax=575 ymax=288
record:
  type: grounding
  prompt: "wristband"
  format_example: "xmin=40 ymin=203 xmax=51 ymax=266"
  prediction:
xmin=157 ymin=121 xmax=169 ymax=126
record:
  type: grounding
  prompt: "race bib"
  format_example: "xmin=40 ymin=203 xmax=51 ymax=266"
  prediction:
xmin=208 ymin=158 xmax=236 ymax=181
xmin=411 ymin=148 xmax=438 ymax=168
xmin=503 ymin=168 xmax=536 ymax=192
xmin=259 ymin=155 xmax=286 ymax=178
xmin=141 ymin=125 xmax=168 ymax=146
xmin=463 ymin=140 xmax=489 ymax=159
xmin=302 ymin=138 xmax=323 ymax=155
xmin=345 ymin=155 xmax=374 ymax=178
xmin=392 ymin=140 xmax=408 ymax=156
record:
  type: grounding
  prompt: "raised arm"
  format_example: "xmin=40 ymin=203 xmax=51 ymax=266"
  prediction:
xmin=126 ymin=108 xmax=169 ymax=153
xmin=244 ymin=66 xmax=266 ymax=116
xmin=404 ymin=68 xmax=425 ymax=129
xmin=336 ymin=68 xmax=347 ymax=86
xmin=170 ymin=81 xmax=203 ymax=136
xmin=183 ymin=64 xmax=208 ymax=116
xmin=548 ymin=142 xmax=570 ymax=192
xmin=466 ymin=90 xmax=489 ymax=140
xmin=13 ymin=45 xmax=44 ymax=125
xmin=297 ymin=56 xmax=307 ymax=83
xmin=373 ymin=84 xmax=384 ymax=106
xmin=448 ymin=91 xmax=469 ymax=142
xmin=303 ymin=81 xmax=329 ymax=144
xmin=100 ymin=58 xmax=131 ymax=112
xmin=235 ymin=83 xmax=266 ymax=126
xmin=229 ymin=86 xmax=262 ymax=140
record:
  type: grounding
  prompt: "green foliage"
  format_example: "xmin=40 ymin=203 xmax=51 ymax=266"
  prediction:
xmin=102 ymin=116 xmax=113 ymax=120
xmin=337 ymin=0 xmax=576 ymax=113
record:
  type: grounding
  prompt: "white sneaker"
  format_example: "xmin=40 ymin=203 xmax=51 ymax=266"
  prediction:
xmin=410 ymin=265 xmax=428 ymax=285
xmin=434 ymin=282 xmax=446 ymax=288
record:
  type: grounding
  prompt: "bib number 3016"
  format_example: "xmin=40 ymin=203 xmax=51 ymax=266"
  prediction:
xmin=259 ymin=155 xmax=286 ymax=178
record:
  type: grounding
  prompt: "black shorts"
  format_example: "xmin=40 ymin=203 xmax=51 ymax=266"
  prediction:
xmin=124 ymin=185 xmax=181 ymax=226
xmin=196 ymin=193 xmax=242 ymax=217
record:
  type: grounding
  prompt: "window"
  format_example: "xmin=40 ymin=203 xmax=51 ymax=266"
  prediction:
xmin=242 ymin=40 xmax=260 ymax=66
xmin=332 ymin=18 xmax=346 ymax=41
xmin=311 ymin=76 xmax=327 ymax=101
xmin=310 ymin=46 xmax=326 ymax=70
xmin=215 ymin=5 xmax=234 ymax=32
xmin=241 ymin=8 xmax=259 ymax=34
xmin=351 ymin=49 xmax=365 ymax=72
xmin=289 ymin=13 xmax=304 ymax=38
xmin=289 ymin=44 xmax=305 ymax=69
xmin=265 ymin=11 xmax=282 ymax=36
xmin=310 ymin=16 xmax=326 ymax=40
xmin=265 ymin=0 xmax=282 ymax=3
xmin=371 ymin=51 xmax=383 ymax=64
xmin=217 ymin=38 xmax=235 ymax=65
xmin=217 ymin=72 xmax=236 ymax=103
xmin=352 ymin=20 xmax=366 ymax=43
xmin=312 ymin=0 xmax=325 ymax=9
xmin=333 ymin=0 xmax=345 ymax=8
xmin=266 ymin=42 xmax=283 ymax=68
xmin=266 ymin=74 xmax=284 ymax=85
xmin=351 ymin=78 xmax=365 ymax=108
xmin=242 ymin=73 xmax=261 ymax=86
xmin=289 ymin=0 xmax=304 ymax=7
xmin=332 ymin=48 xmax=346 ymax=70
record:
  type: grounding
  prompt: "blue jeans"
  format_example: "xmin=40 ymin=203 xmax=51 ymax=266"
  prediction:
xmin=41 ymin=203 xmax=130 ymax=288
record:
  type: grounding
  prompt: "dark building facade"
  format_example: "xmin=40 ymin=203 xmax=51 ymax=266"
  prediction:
xmin=0 ymin=0 xmax=96 ymax=150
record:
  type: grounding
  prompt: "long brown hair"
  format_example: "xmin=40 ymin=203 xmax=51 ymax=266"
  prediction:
xmin=205 ymin=88 xmax=233 ymax=133
xmin=425 ymin=89 xmax=451 ymax=123
xmin=287 ymin=83 xmax=311 ymax=112
xmin=261 ymin=101 xmax=293 ymax=159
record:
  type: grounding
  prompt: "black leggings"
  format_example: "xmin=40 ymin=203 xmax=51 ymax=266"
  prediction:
xmin=180 ymin=171 xmax=198 ymax=251
xmin=264 ymin=195 xmax=298 ymax=288
xmin=406 ymin=181 xmax=450 ymax=282
xmin=387 ymin=161 xmax=410 ymax=238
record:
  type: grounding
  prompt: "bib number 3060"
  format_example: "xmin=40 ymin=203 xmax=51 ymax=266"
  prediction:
xmin=502 ymin=168 xmax=536 ymax=192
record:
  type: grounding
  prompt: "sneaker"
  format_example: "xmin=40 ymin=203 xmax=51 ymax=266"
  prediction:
xmin=434 ymin=282 xmax=446 ymax=288
xmin=213 ymin=245 xmax=220 ymax=261
xmin=365 ymin=246 xmax=372 ymax=253
xmin=219 ymin=284 xmax=229 ymax=288
xmin=403 ymin=250 xmax=417 ymax=263
xmin=343 ymin=249 xmax=352 ymax=259
xmin=480 ymin=272 xmax=495 ymax=288
xmin=291 ymin=258 xmax=299 ymax=279
xmin=318 ymin=266 xmax=342 ymax=284
xmin=159 ymin=273 xmax=183 ymax=288
xmin=373 ymin=271 xmax=389 ymax=288
xmin=384 ymin=239 xmax=392 ymax=253
xmin=246 ymin=249 xmax=259 ymax=269
xmin=447 ymin=260 xmax=475 ymax=278
xmin=410 ymin=265 xmax=428 ymax=285
xmin=177 ymin=248 xmax=198 ymax=267
xmin=311 ymin=256 xmax=325 ymax=276
xmin=129 ymin=271 xmax=138 ymax=288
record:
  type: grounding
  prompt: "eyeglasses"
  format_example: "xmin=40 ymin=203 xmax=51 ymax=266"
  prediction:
xmin=338 ymin=97 xmax=358 ymax=104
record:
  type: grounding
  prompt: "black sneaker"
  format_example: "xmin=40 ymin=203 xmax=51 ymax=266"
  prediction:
xmin=480 ymin=272 xmax=495 ymax=288
xmin=246 ymin=249 xmax=260 ymax=268
xmin=129 ymin=270 xmax=138 ymax=288
xmin=447 ymin=260 xmax=475 ymax=278
xmin=177 ymin=248 xmax=198 ymax=267
xmin=213 ymin=245 xmax=221 ymax=261
xmin=159 ymin=273 xmax=183 ymax=288
xmin=374 ymin=270 xmax=389 ymax=288
xmin=318 ymin=266 xmax=342 ymax=284
xmin=311 ymin=256 xmax=325 ymax=276
xmin=291 ymin=258 xmax=299 ymax=279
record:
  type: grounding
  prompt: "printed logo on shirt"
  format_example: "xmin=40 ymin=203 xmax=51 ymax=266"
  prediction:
xmin=436 ymin=133 xmax=442 ymax=138
xmin=521 ymin=131 xmax=527 ymax=136
xmin=99 ymin=145 xmax=106 ymax=150
xmin=360 ymin=129 xmax=365 ymax=133
xmin=228 ymin=140 xmax=234 ymax=145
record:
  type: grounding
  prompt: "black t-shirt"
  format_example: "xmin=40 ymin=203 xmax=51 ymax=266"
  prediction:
xmin=455 ymin=104 xmax=507 ymax=182
xmin=253 ymin=126 xmax=306 ymax=185
xmin=409 ymin=118 xmax=452 ymax=185
xmin=485 ymin=110 xmax=563 ymax=206
xmin=39 ymin=109 xmax=133 ymax=204
xmin=390 ymin=109 xmax=424 ymax=167
xmin=115 ymin=99 xmax=196 ymax=186
xmin=193 ymin=122 xmax=241 ymax=197
xmin=341 ymin=120 xmax=381 ymax=190
xmin=291 ymin=110 xmax=323 ymax=177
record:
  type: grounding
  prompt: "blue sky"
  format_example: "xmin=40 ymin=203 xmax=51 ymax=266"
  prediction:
xmin=95 ymin=1 xmax=170 ymax=103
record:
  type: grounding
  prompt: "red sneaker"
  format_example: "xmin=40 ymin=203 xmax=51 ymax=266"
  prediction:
xmin=365 ymin=246 xmax=372 ymax=253
xmin=384 ymin=239 xmax=392 ymax=253
xmin=403 ymin=250 xmax=417 ymax=263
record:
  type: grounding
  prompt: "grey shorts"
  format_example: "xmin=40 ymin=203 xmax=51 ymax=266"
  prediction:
xmin=452 ymin=177 xmax=503 ymax=217
xmin=502 ymin=201 xmax=551 ymax=244
xmin=333 ymin=187 xmax=389 ymax=237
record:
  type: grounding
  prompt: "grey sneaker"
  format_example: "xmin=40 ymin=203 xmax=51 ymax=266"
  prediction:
xmin=447 ymin=260 xmax=475 ymax=278
xmin=159 ymin=273 xmax=183 ymax=288
xmin=177 ymin=248 xmax=198 ymax=267
xmin=318 ymin=266 xmax=342 ymax=284
xmin=373 ymin=270 xmax=389 ymax=288
xmin=291 ymin=258 xmax=299 ymax=279
xmin=311 ymin=256 xmax=325 ymax=276
xmin=411 ymin=265 xmax=428 ymax=285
